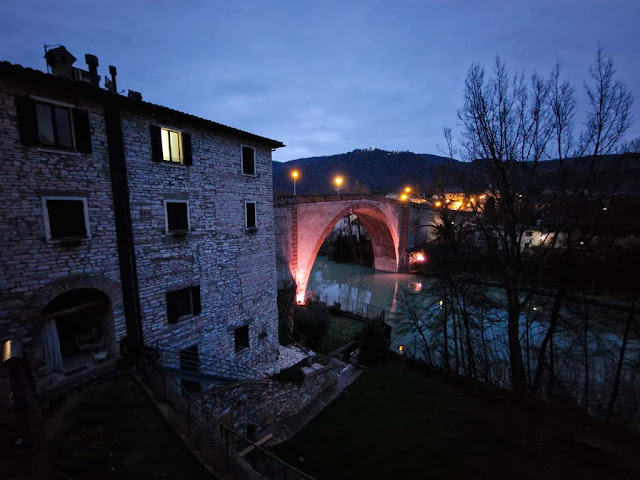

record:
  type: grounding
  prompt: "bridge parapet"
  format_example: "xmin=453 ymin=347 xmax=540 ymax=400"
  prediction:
xmin=274 ymin=193 xmax=408 ymax=207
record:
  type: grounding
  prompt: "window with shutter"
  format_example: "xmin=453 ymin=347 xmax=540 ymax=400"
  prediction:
xmin=15 ymin=97 xmax=92 ymax=152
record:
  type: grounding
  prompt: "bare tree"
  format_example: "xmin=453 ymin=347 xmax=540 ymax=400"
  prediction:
xmin=445 ymin=48 xmax=633 ymax=395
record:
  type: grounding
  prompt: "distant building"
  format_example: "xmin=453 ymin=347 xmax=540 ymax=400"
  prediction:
xmin=0 ymin=47 xmax=284 ymax=396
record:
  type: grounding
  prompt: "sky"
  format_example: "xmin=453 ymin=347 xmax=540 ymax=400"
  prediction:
xmin=1 ymin=0 xmax=639 ymax=162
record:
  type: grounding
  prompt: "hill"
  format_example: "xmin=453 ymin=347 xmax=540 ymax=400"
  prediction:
xmin=272 ymin=149 xmax=640 ymax=197
xmin=272 ymin=149 xmax=455 ymax=196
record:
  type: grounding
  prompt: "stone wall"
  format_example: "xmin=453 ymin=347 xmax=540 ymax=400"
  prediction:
xmin=199 ymin=359 xmax=342 ymax=434
xmin=120 ymin=109 xmax=279 ymax=367
xmin=0 ymin=80 xmax=125 ymax=393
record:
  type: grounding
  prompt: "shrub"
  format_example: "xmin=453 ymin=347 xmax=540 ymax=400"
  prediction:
xmin=293 ymin=301 xmax=330 ymax=350
xmin=358 ymin=322 xmax=390 ymax=365
xmin=271 ymin=363 xmax=305 ymax=385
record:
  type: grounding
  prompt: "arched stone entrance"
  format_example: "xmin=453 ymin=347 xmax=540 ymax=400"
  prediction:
xmin=40 ymin=288 xmax=114 ymax=375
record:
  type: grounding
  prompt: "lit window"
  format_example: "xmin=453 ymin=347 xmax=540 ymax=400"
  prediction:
xmin=245 ymin=201 xmax=257 ymax=231
xmin=42 ymin=197 xmax=90 ymax=241
xmin=241 ymin=145 xmax=256 ymax=175
xmin=166 ymin=286 xmax=201 ymax=324
xmin=164 ymin=200 xmax=190 ymax=233
xmin=161 ymin=128 xmax=182 ymax=163
xmin=234 ymin=324 xmax=249 ymax=353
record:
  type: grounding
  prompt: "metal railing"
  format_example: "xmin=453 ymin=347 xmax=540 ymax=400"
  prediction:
xmin=138 ymin=350 xmax=316 ymax=480
xmin=154 ymin=344 xmax=265 ymax=382
xmin=314 ymin=292 xmax=387 ymax=322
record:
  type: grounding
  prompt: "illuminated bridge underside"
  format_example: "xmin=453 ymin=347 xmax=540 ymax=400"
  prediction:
xmin=274 ymin=195 xmax=436 ymax=302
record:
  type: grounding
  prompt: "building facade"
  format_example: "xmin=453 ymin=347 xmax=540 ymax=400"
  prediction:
xmin=0 ymin=49 xmax=284 ymax=396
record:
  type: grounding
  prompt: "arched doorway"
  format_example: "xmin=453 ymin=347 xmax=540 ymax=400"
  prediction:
xmin=40 ymin=288 xmax=112 ymax=376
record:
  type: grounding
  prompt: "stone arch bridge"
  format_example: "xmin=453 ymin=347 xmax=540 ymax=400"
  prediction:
xmin=274 ymin=195 xmax=437 ymax=302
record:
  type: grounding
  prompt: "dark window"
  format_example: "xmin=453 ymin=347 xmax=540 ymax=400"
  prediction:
xmin=15 ymin=97 xmax=92 ymax=152
xmin=45 ymin=198 xmax=88 ymax=240
xmin=166 ymin=201 xmax=189 ymax=232
xmin=234 ymin=324 xmax=249 ymax=353
xmin=525 ymin=231 xmax=533 ymax=237
xmin=36 ymin=102 xmax=73 ymax=149
xmin=166 ymin=286 xmax=201 ymax=324
xmin=179 ymin=345 xmax=199 ymax=373
xmin=245 ymin=202 xmax=256 ymax=230
xmin=242 ymin=146 xmax=255 ymax=175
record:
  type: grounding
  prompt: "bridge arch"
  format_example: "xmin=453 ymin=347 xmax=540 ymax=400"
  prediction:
xmin=293 ymin=199 xmax=405 ymax=303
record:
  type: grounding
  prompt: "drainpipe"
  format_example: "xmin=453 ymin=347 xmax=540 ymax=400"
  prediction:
xmin=104 ymin=99 xmax=144 ymax=358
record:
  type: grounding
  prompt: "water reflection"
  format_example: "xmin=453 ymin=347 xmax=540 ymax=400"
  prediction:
xmin=306 ymin=255 xmax=420 ymax=316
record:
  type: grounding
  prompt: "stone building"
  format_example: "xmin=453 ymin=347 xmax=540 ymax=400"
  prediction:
xmin=0 ymin=47 xmax=284 ymax=397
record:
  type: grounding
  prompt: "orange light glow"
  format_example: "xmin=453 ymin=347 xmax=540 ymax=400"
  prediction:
xmin=434 ymin=201 xmax=442 ymax=207
xmin=398 ymin=345 xmax=404 ymax=352
xmin=404 ymin=186 xmax=412 ymax=194
xmin=334 ymin=176 xmax=344 ymax=186
xmin=291 ymin=170 xmax=299 ymax=179
xmin=400 ymin=193 xmax=408 ymax=201
xmin=415 ymin=253 xmax=426 ymax=262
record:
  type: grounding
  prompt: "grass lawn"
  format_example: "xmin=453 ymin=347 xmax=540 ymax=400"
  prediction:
xmin=275 ymin=363 xmax=635 ymax=480
xmin=46 ymin=373 xmax=212 ymax=479
xmin=316 ymin=313 xmax=364 ymax=355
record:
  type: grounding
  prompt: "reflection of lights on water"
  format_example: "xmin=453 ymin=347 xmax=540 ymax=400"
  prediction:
xmin=413 ymin=282 xmax=423 ymax=292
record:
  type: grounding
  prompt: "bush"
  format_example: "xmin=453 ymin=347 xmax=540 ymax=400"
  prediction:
xmin=358 ymin=322 xmax=390 ymax=365
xmin=271 ymin=363 xmax=305 ymax=385
xmin=294 ymin=301 xmax=330 ymax=350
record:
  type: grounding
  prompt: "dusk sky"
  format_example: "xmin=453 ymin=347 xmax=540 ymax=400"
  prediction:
xmin=2 ymin=0 xmax=639 ymax=162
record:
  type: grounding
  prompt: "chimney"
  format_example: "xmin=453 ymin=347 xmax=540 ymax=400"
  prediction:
xmin=85 ymin=54 xmax=99 ymax=88
xmin=44 ymin=46 xmax=76 ymax=79
xmin=108 ymin=65 xmax=118 ymax=93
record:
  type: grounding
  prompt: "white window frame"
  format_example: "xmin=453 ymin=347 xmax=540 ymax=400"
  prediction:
xmin=240 ymin=144 xmax=257 ymax=176
xmin=164 ymin=199 xmax=191 ymax=233
xmin=41 ymin=196 xmax=90 ymax=242
xmin=244 ymin=201 xmax=257 ymax=231
xmin=160 ymin=126 xmax=183 ymax=164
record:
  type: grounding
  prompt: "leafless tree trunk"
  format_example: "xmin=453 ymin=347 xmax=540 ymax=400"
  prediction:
xmin=606 ymin=299 xmax=636 ymax=422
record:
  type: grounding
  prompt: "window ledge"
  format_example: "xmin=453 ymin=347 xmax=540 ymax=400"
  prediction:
xmin=159 ymin=160 xmax=186 ymax=167
xmin=37 ymin=147 xmax=82 ymax=156
xmin=48 ymin=236 xmax=88 ymax=244
xmin=235 ymin=347 xmax=250 ymax=357
xmin=241 ymin=172 xmax=258 ymax=177
xmin=168 ymin=230 xmax=190 ymax=238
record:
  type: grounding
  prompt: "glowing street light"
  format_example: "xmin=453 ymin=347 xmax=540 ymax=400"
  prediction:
xmin=434 ymin=201 xmax=442 ymax=208
xmin=334 ymin=175 xmax=344 ymax=194
xmin=291 ymin=169 xmax=299 ymax=196
xmin=400 ymin=193 xmax=408 ymax=201
xmin=404 ymin=186 xmax=412 ymax=194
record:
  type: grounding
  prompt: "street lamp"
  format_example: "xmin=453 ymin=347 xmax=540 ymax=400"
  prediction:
xmin=400 ymin=193 xmax=408 ymax=201
xmin=291 ymin=170 xmax=299 ymax=196
xmin=334 ymin=175 xmax=344 ymax=194
xmin=404 ymin=186 xmax=412 ymax=194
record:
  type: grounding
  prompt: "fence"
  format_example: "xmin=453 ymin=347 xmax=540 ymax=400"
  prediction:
xmin=138 ymin=348 xmax=316 ymax=480
xmin=155 ymin=343 xmax=265 ymax=382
